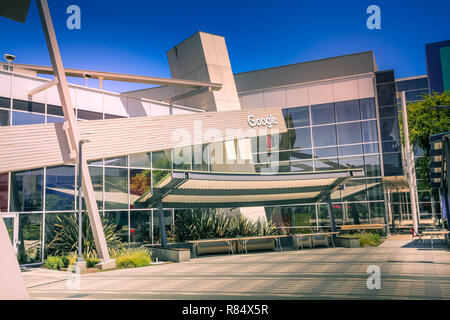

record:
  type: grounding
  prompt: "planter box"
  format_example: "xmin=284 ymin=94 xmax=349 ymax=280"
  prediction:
xmin=335 ymin=237 xmax=360 ymax=248
xmin=145 ymin=247 xmax=190 ymax=262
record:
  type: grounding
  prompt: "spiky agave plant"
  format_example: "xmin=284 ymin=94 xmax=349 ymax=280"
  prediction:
xmin=45 ymin=213 xmax=124 ymax=258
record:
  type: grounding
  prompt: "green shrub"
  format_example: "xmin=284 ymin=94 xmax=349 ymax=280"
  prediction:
xmin=114 ymin=248 xmax=151 ymax=268
xmin=44 ymin=256 xmax=64 ymax=270
xmin=86 ymin=257 xmax=100 ymax=268
xmin=340 ymin=232 xmax=382 ymax=247
xmin=45 ymin=213 xmax=124 ymax=258
xmin=168 ymin=209 xmax=279 ymax=241
xmin=61 ymin=255 xmax=70 ymax=268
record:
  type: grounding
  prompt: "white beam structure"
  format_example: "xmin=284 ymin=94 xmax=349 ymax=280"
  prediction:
xmin=1 ymin=62 xmax=222 ymax=90
xmin=401 ymin=91 xmax=420 ymax=232
xmin=36 ymin=0 xmax=115 ymax=269
xmin=0 ymin=217 xmax=29 ymax=299
xmin=27 ymin=77 xmax=58 ymax=96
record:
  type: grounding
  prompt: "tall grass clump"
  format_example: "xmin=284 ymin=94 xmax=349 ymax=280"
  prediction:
xmin=114 ymin=247 xmax=151 ymax=268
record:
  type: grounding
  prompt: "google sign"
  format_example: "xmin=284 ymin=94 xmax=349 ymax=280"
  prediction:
xmin=247 ymin=114 xmax=277 ymax=128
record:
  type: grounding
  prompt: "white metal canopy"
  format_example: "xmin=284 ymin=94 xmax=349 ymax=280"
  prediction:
xmin=141 ymin=169 xmax=364 ymax=209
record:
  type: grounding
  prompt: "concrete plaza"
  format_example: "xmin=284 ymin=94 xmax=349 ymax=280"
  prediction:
xmin=22 ymin=235 xmax=450 ymax=300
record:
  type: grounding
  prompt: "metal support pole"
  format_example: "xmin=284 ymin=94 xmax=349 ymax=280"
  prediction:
xmin=77 ymin=140 xmax=88 ymax=263
xmin=326 ymin=193 xmax=337 ymax=233
xmin=157 ymin=199 xmax=167 ymax=248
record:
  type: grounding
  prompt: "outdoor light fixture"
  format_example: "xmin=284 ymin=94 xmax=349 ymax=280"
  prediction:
xmin=4 ymin=53 xmax=15 ymax=70
xmin=76 ymin=139 xmax=90 ymax=269
xmin=83 ymin=72 xmax=92 ymax=87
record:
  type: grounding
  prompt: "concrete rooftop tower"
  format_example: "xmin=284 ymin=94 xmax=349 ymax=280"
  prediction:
xmin=166 ymin=31 xmax=241 ymax=112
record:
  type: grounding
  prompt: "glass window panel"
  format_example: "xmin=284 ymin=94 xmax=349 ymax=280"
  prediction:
xmin=77 ymin=109 xmax=103 ymax=120
xmin=45 ymin=165 xmax=75 ymax=211
xmin=417 ymin=78 xmax=429 ymax=89
xmin=383 ymin=153 xmax=403 ymax=176
xmin=362 ymin=120 xmax=379 ymax=142
xmin=282 ymin=109 xmax=292 ymax=128
xmin=341 ymin=178 xmax=367 ymax=202
xmin=103 ymin=211 xmax=129 ymax=243
xmin=293 ymin=205 xmax=316 ymax=227
xmin=367 ymin=178 xmax=384 ymax=201
xmin=12 ymin=111 xmax=45 ymax=126
xmin=46 ymin=115 xmax=65 ymax=123
xmin=129 ymin=152 xmax=151 ymax=168
xmin=337 ymin=122 xmax=362 ymax=145
xmin=312 ymin=125 xmax=336 ymax=147
xmin=375 ymin=71 xmax=394 ymax=84
xmin=290 ymin=160 xmax=313 ymax=172
xmin=376 ymin=83 xmax=396 ymax=106
xmin=152 ymin=150 xmax=172 ymax=170
xmin=44 ymin=212 xmax=75 ymax=258
xmin=129 ymin=169 xmax=151 ymax=209
xmin=152 ymin=210 xmax=173 ymax=244
xmin=344 ymin=202 xmax=369 ymax=225
xmin=318 ymin=203 xmax=343 ymax=226
xmin=104 ymin=156 xmax=127 ymax=167
xmin=13 ymin=99 xmax=45 ymax=113
xmin=4 ymin=217 xmax=13 ymax=243
xmin=379 ymin=106 xmax=397 ymax=118
xmin=104 ymin=113 xmax=126 ymax=119
xmin=192 ymin=145 xmax=208 ymax=171
xmin=406 ymin=79 xmax=418 ymax=90
xmin=0 ymin=96 xmax=10 ymax=109
xmin=382 ymin=140 xmax=401 ymax=153
xmin=173 ymin=146 xmax=192 ymax=170
xmin=418 ymin=191 xmax=431 ymax=202
xmin=278 ymin=132 xmax=290 ymax=151
xmin=105 ymin=168 xmax=128 ymax=210
xmin=152 ymin=170 xmax=171 ymax=189
xmin=363 ymin=143 xmax=379 ymax=154
xmin=314 ymin=147 xmax=337 ymax=158
xmin=311 ymin=103 xmax=335 ymax=125
xmin=130 ymin=210 xmax=152 ymax=245
xmin=18 ymin=213 xmax=43 ymax=264
xmin=47 ymin=104 xmax=64 ymax=116
xmin=364 ymin=155 xmax=381 ymax=177
xmin=380 ymin=117 xmax=400 ymax=141
xmin=314 ymin=158 xmax=339 ymax=171
xmin=369 ymin=202 xmax=385 ymax=224
xmin=88 ymin=159 xmax=103 ymax=166
xmin=0 ymin=173 xmax=8 ymax=212
xmin=335 ymin=100 xmax=360 ymax=122
xmin=0 ymin=109 xmax=10 ymax=126
xmin=10 ymin=169 xmax=44 ymax=212
xmin=338 ymin=144 xmax=363 ymax=156
xmin=289 ymin=106 xmax=310 ymax=127
xmin=289 ymin=128 xmax=311 ymax=149
xmin=396 ymin=81 xmax=406 ymax=91
xmin=359 ymin=98 xmax=376 ymax=120
xmin=290 ymin=149 xmax=312 ymax=161
xmin=339 ymin=156 xmax=364 ymax=170
xmin=88 ymin=166 xmax=103 ymax=209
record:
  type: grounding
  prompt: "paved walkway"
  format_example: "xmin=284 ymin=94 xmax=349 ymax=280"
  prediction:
xmin=23 ymin=235 xmax=450 ymax=300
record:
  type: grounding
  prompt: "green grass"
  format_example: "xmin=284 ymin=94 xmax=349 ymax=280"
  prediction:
xmin=340 ymin=232 xmax=382 ymax=247
xmin=114 ymin=247 xmax=151 ymax=268
xmin=44 ymin=256 xmax=65 ymax=270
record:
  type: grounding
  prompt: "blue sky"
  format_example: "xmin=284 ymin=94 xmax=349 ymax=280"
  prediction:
xmin=1 ymin=0 xmax=449 ymax=92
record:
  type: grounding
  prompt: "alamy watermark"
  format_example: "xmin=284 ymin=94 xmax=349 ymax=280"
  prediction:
xmin=66 ymin=5 xmax=81 ymax=30
xmin=366 ymin=5 xmax=381 ymax=30
xmin=366 ymin=265 xmax=381 ymax=289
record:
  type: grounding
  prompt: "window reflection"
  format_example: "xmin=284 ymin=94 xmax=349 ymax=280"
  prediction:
xmin=45 ymin=166 xmax=75 ymax=211
xmin=130 ymin=169 xmax=151 ymax=209
xmin=0 ymin=109 xmax=10 ymax=126
xmin=311 ymin=103 xmax=335 ymax=125
xmin=337 ymin=122 xmax=362 ymax=145
xmin=335 ymin=100 xmax=360 ymax=122
xmin=10 ymin=169 xmax=44 ymax=212
xmin=105 ymin=167 xmax=128 ymax=209
xmin=12 ymin=111 xmax=45 ymax=126
xmin=312 ymin=125 xmax=336 ymax=147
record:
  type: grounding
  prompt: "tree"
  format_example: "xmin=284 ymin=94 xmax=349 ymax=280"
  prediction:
xmin=406 ymin=91 xmax=450 ymax=189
